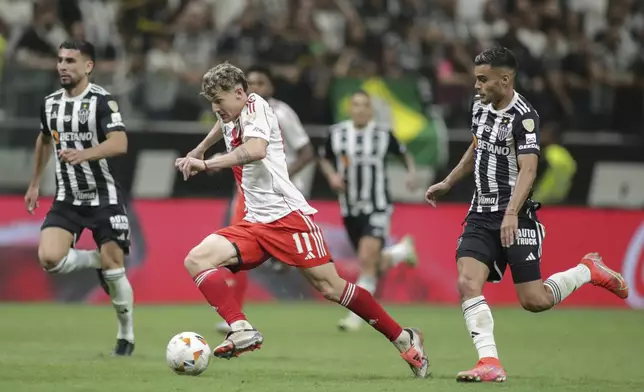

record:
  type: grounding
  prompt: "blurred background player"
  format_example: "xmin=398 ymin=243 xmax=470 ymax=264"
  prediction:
xmin=532 ymin=122 xmax=577 ymax=204
xmin=24 ymin=40 xmax=135 ymax=356
xmin=425 ymin=47 xmax=628 ymax=383
xmin=318 ymin=90 xmax=419 ymax=331
xmin=176 ymin=63 xmax=429 ymax=378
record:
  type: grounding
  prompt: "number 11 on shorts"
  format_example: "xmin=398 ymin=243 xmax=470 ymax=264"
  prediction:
xmin=292 ymin=232 xmax=317 ymax=259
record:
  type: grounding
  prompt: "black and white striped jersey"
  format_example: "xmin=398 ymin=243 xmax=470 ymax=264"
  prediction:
xmin=469 ymin=91 xmax=541 ymax=216
xmin=320 ymin=120 xmax=406 ymax=217
xmin=40 ymin=83 xmax=126 ymax=206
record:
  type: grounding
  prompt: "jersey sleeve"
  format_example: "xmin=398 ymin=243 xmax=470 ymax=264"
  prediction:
xmin=277 ymin=105 xmax=310 ymax=151
xmin=241 ymin=96 xmax=271 ymax=142
xmin=387 ymin=131 xmax=406 ymax=157
xmin=514 ymin=111 xmax=540 ymax=156
xmin=40 ymin=101 xmax=50 ymax=136
xmin=318 ymin=129 xmax=336 ymax=162
xmin=97 ymin=95 xmax=126 ymax=134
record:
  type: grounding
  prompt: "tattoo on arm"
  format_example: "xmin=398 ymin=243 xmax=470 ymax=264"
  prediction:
xmin=234 ymin=146 xmax=254 ymax=165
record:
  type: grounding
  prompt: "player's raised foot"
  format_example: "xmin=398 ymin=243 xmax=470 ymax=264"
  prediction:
xmin=213 ymin=329 xmax=263 ymax=359
xmin=337 ymin=314 xmax=362 ymax=332
xmin=456 ymin=357 xmax=506 ymax=383
xmin=580 ymin=252 xmax=629 ymax=299
xmin=399 ymin=328 xmax=430 ymax=378
xmin=215 ymin=321 xmax=231 ymax=334
xmin=401 ymin=235 xmax=418 ymax=267
xmin=112 ymin=339 xmax=135 ymax=356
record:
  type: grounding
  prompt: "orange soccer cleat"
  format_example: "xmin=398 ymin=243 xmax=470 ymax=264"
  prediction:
xmin=580 ymin=252 xmax=629 ymax=299
xmin=456 ymin=357 xmax=507 ymax=383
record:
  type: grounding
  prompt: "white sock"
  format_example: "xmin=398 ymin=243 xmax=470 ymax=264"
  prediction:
xmin=230 ymin=320 xmax=253 ymax=331
xmin=383 ymin=241 xmax=410 ymax=266
xmin=392 ymin=329 xmax=412 ymax=352
xmin=544 ymin=264 xmax=591 ymax=306
xmin=355 ymin=274 xmax=377 ymax=294
xmin=103 ymin=268 xmax=134 ymax=342
xmin=462 ymin=296 xmax=498 ymax=359
xmin=47 ymin=249 xmax=101 ymax=274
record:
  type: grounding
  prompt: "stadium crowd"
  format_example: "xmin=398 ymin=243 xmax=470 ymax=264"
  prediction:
xmin=1 ymin=0 xmax=643 ymax=135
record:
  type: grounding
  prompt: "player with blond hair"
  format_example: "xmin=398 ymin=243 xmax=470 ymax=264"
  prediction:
xmin=175 ymin=63 xmax=429 ymax=378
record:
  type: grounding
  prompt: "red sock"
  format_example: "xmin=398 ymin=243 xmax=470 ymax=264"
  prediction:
xmin=339 ymin=282 xmax=403 ymax=341
xmin=232 ymin=271 xmax=248 ymax=307
xmin=194 ymin=268 xmax=246 ymax=325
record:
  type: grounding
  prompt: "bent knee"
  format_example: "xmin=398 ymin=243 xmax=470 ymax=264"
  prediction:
xmin=183 ymin=249 xmax=214 ymax=275
xmin=520 ymin=296 xmax=552 ymax=313
xmin=457 ymin=274 xmax=484 ymax=300
xmin=38 ymin=249 xmax=68 ymax=272
xmin=184 ymin=235 xmax=237 ymax=275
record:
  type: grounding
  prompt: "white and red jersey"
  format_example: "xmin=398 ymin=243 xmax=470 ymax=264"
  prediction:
xmin=221 ymin=93 xmax=316 ymax=224
xmin=266 ymin=97 xmax=314 ymax=196
xmin=267 ymin=97 xmax=310 ymax=166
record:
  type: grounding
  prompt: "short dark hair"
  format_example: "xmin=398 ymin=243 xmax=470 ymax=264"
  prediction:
xmin=474 ymin=47 xmax=518 ymax=71
xmin=246 ymin=65 xmax=274 ymax=84
xmin=59 ymin=39 xmax=96 ymax=62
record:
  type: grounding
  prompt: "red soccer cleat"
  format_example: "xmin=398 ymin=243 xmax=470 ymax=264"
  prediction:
xmin=456 ymin=357 xmax=507 ymax=382
xmin=580 ymin=252 xmax=629 ymax=299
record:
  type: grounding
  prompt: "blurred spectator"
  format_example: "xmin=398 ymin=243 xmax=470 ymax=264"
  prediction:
xmin=469 ymin=0 xmax=509 ymax=50
xmin=14 ymin=1 xmax=67 ymax=70
xmin=143 ymin=32 xmax=185 ymax=119
xmin=0 ymin=0 xmax=641 ymax=135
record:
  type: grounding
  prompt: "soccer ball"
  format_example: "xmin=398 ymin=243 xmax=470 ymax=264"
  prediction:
xmin=166 ymin=332 xmax=211 ymax=376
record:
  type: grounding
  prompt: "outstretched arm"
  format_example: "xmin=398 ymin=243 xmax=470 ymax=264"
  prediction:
xmin=442 ymin=141 xmax=475 ymax=187
xmin=205 ymin=137 xmax=268 ymax=170
xmin=192 ymin=121 xmax=224 ymax=156
xmin=29 ymin=103 xmax=54 ymax=189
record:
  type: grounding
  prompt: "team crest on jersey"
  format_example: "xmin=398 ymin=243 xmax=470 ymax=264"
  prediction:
xmin=496 ymin=115 xmax=514 ymax=140
xmin=522 ymin=118 xmax=535 ymax=132
xmin=108 ymin=100 xmax=119 ymax=113
xmin=78 ymin=104 xmax=89 ymax=124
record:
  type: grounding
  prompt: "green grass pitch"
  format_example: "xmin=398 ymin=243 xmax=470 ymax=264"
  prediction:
xmin=1 ymin=303 xmax=642 ymax=392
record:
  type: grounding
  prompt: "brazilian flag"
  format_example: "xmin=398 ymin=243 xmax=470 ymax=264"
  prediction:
xmin=330 ymin=77 xmax=448 ymax=168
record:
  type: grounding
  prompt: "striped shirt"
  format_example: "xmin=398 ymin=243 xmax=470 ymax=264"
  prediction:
xmin=469 ymin=91 xmax=541 ymax=217
xmin=320 ymin=120 xmax=406 ymax=217
xmin=40 ymin=83 xmax=126 ymax=206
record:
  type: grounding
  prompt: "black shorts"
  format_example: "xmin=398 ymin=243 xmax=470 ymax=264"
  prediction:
xmin=41 ymin=202 xmax=131 ymax=254
xmin=455 ymin=215 xmax=546 ymax=284
xmin=343 ymin=212 xmax=391 ymax=251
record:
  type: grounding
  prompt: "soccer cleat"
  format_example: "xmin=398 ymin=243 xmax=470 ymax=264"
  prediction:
xmin=400 ymin=328 xmax=430 ymax=378
xmin=401 ymin=235 xmax=418 ymax=267
xmin=580 ymin=252 xmax=629 ymax=299
xmin=213 ymin=329 xmax=263 ymax=359
xmin=456 ymin=357 xmax=506 ymax=382
xmin=337 ymin=315 xmax=362 ymax=332
xmin=215 ymin=321 xmax=231 ymax=334
xmin=112 ymin=339 xmax=135 ymax=356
